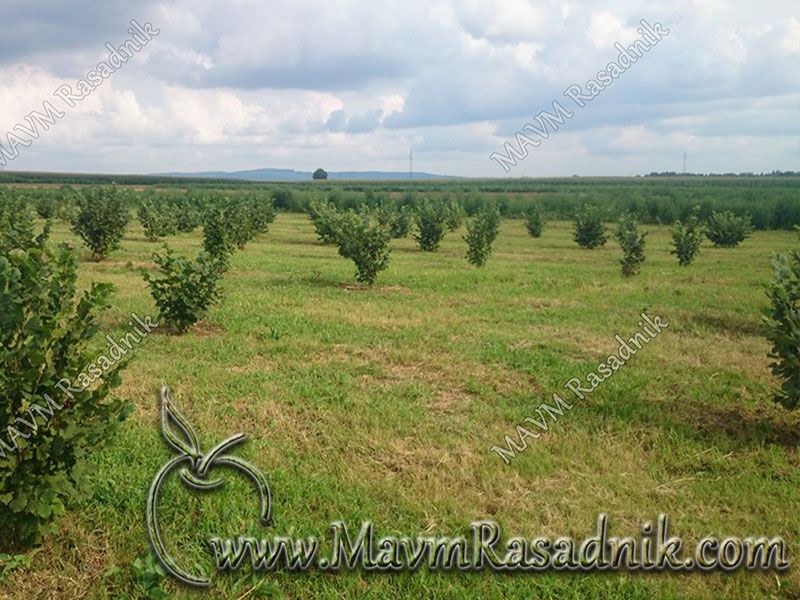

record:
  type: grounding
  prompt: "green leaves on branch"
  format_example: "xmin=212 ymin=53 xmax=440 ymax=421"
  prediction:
xmin=705 ymin=210 xmax=752 ymax=248
xmin=573 ymin=204 xmax=608 ymax=249
xmin=335 ymin=210 xmax=392 ymax=285
xmin=0 ymin=226 xmax=129 ymax=550
xmin=309 ymin=200 xmax=391 ymax=285
xmin=763 ymin=228 xmax=800 ymax=410
xmin=524 ymin=206 xmax=545 ymax=238
xmin=616 ymin=213 xmax=647 ymax=277
xmin=464 ymin=203 xmax=501 ymax=267
xmin=70 ymin=186 xmax=130 ymax=260
xmin=670 ymin=208 xmax=704 ymax=266
xmin=412 ymin=198 xmax=449 ymax=252
xmin=138 ymin=196 xmax=178 ymax=242
xmin=142 ymin=246 xmax=224 ymax=333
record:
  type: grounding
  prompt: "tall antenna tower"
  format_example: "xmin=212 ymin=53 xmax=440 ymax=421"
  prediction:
xmin=683 ymin=152 xmax=687 ymax=175
xmin=409 ymin=146 xmax=413 ymax=180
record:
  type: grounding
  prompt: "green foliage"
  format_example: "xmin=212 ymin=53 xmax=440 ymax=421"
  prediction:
xmin=202 ymin=204 xmax=236 ymax=267
xmin=334 ymin=210 xmax=392 ymax=285
xmin=444 ymin=198 xmax=465 ymax=232
xmin=376 ymin=202 xmax=411 ymax=239
xmin=0 ymin=226 xmax=129 ymax=550
xmin=313 ymin=168 xmax=328 ymax=180
xmin=573 ymin=204 xmax=608 ymax=249
xmin=763 ymin=232 xmax=800 ymax=409
xmin=308 ymin=199 xmax=345 ymax=244
xmin=138 ymin=197 xmax=178 ymax=242
xmin=131 ymin=554 xmax=168 ymax=599
xmin=221 ymin=194 xmax=274 ymax=250
xmin=615 ymin=213 xmax=647 ymax=277
xmin=70 ymin=187 xmax=130 ymax=260
xmin=141 ymin=246 xmax=223 ymax=333
xmin=55 ymin=186 xmax=80 ymax=223
xmin=33 ymin=194 xmax=57 ymax=220
xmin=242 ymin=193 xmax=276 ymax=240
xmin=171 ymin=192 xmax=202 ymax=233
xmin=412 ymin=198 xmax=448 ymax=252
xmin=670 ymin=209 xmax=704 ymax=266
xmin=464 ymin=203 xmax=501 ymax=267
xmin=524 ymin=206 xmax=545 ymax=238
xmin=705 ymin=210 xmax=752 ymax=248
xmin=0 ymin=193 xmax=36 ymax=252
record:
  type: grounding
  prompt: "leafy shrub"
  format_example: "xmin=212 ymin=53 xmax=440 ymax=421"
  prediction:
xmin=763 ymin=232 xmax=800 ymax=409
xmin=464 ymin=204 xmax=501 ymax=267
xmin=34 ymin=194 xmax=57 ymax=220
xmin=171 ymin=192 xmax=202 ymax=233
xmin=334 ymin=210 xmax=392 ymax=285
xmin=270 ymin=189 xmax=294 ymax=211
xmin=0 ymin=194 xmax=35 ymax=252
xmin=573 ymin=205 xmax=608 ymax=249
xmin=412 ymin=198 xmax=448 ymax=252
xmin=705 ymin=211 xmax=752 ymax=248
xmin=70 ymin=187 xmax=129 ymax=260
xmin=0 ymin=224 xmax=129 ymax=549
xmin=308 ymin=199 xmax=345 ymax=244
xmin=202 ymin=205 xmax=235 ymax=267
xmin=670 ymin=209 xmax=704 ymax=266
xmin=376 ymin=202 xmax=411 ymax=239
xmin=138 ymin=197 xmax=178 ymax=241
xmin=524 ymin=206 xmax=544 ymax=238
xmin=444 ymin=198 xmax=465 ymax=232
xmin=241 ymin=193 xmax=276 ymax=239
xmin=55 ymin=186 xmax=79 ymax=223
xmin=141 ymin=246 xmax=223 ymax=333
xmin=615 ymin=213 xmax=647 ymax=277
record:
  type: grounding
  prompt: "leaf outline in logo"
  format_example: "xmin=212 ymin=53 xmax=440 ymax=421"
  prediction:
xmin=145 ymin=385 xmax=272 ymax=587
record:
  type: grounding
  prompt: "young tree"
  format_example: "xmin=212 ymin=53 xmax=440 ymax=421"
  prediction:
xmin=138 ymin=196 xmax=178 ymax=241
xmin=71 ymin=186 xmax=130 ymax=260
xmin=444 ymin=198 xmax=465 ymax=232
xmin=573 ymin=204 xmax=608 ymax=249
xmin=763 ymin=228 xmax=800 ymax=409
xmin=524 ymin=205 xmax=545 ymax=238
xmin=334 ymin=210 xmax=392 ymax=285
xmin=705 ymin=211 xmax=752 ymax=248
xmin=202 ymin=205 xmax=236 ymax=269
xmin=376 ymin=202 xmax=411 ymax=239
xmin=313 ymin=168 xmax=329 ymax=180
xmin=464 ymin=203 xmax=501 ymax=267
xmin=308 ymin=198 xmax=345 ymax=244
xmin=670 ymin=209 xmax=704 ymax=266
xmin=616 ymin=213 xmax=647 ymax=277
xmin=142 ymin=246 xmax=224 ymax=333
xmin=412 ymin=198 xmax=448 ymax=252
xmin=0 ymin=219 xmax=130 ymax=549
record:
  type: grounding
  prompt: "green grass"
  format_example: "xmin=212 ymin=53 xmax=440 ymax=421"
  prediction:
xmin=3 ymin=214 xmax=798 ymax=599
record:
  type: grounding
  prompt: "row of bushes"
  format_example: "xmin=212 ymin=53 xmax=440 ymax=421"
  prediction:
xmin=308 ymin=197 xmax=503 ymax=283
xmin=7 ymin=182 xmax=800 ymax=232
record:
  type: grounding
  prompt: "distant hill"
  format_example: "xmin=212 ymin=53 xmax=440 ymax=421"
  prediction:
xmin=154 ymin=167 xmax=459 ymax=181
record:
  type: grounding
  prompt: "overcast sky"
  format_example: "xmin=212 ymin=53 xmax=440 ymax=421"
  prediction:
xmin=0 ymin=0 xmax=797 ymax=177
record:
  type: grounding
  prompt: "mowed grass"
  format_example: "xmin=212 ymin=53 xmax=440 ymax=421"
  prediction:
xmin=3 ymin=213 xmax=799 ymax=599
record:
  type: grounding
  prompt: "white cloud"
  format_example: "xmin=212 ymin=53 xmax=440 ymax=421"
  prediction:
xmin=0 ymin=0 xmax=796 ymax=176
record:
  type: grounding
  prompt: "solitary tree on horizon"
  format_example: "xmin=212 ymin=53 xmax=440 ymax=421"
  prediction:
xmin=313 ymin=168 xmax=328 ymax=180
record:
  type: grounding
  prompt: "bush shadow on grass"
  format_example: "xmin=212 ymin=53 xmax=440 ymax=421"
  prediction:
xmin=681 ymin=400 xmax=800 ymax=448
xmin=686 ymin=311 xmax=767 ymax=337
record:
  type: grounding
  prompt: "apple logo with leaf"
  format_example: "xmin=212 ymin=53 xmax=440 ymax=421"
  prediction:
xmin=146 ymin=386 xmax=271 ymax=587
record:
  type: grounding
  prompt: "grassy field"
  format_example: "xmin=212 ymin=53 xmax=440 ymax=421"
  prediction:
xmin=3 ymin=213 xmax=799 ymax=599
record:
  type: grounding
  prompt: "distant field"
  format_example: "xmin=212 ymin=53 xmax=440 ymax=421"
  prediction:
xmin=3 ymin=211 xmax=798 ymax=599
